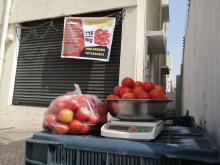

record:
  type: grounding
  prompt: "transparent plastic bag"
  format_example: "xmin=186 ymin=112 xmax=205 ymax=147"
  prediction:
xmin=42 ymin=84 xmax=108 ymax=135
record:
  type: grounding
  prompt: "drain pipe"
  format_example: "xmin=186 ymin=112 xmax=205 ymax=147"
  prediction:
xmin=0 ymin=0 xmax=13 ymax=83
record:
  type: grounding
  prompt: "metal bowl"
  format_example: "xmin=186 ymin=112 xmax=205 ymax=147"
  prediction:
xmin=107 ymin=99 xmax=172 ymax=121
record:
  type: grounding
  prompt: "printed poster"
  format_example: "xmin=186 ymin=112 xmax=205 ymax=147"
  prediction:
xmin=61 ymin=17 xmax=116 ymax=62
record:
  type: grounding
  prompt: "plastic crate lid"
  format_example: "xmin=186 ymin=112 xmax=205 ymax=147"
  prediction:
xmin=31 ymin=128 xmax=220 ymax=163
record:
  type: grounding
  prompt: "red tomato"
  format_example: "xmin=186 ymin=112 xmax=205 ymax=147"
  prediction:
xmin=54 ymin=123 xmax=69 ymax=135
xmin=113 ymin=86 xmax=121 ymax=96
xmin=106 ymin=95 xmax=120 ymax=100
xmin=119 ymin=87 xmax=132 ymax=97
xmin=136 ymin=91 xmax=151 ymax=99
xmin=121 ymin=77 xmax=134 ymax=88
xmin=54 ymin=96 xmax=70 ymax=113
xmin=133 ymin=86 xmax=144 ymax=97
xmin=42 ymin=121 xmax=50 ymax=130
xmin=155 ymin=85 xmax=166 ymax=93
xmin=67 ymin=97 xmax=78 ymax=111
xmin=74 ymin=107 xmax=90 ymax=122
xmin=134 ymin=81 xmax=143 ymax=87
xmin=80 ymin=124 xmax=90 ymax=134
xmin=121 ymin=92 xmax=136 ymax=99
xmin=68 ymin=119 xmax=83 ymax=133
xmin=77 ymin=95 xmax=90 ymax=107
xmin=142 ymin=82 xmax=155 ymax=92
xmin=150 ymin=88 xmax=165 ymax=99
xmin=89 ymin=115 xmax=100 ymax=125
xmin=46 ymin=114 xmax=57 ymax=127
xmin=97 ymin=102 xmax=108 ymax=116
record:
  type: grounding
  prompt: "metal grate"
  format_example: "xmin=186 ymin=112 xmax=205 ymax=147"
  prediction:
xmin=49 ymin=146 xmax=181 ymax=165
xmin=13 ymin=10 xmax=122 ymax=107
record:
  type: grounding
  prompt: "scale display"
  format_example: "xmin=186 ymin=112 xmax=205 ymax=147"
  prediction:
xmin=108 ymin=125 xmax=153 ymax=133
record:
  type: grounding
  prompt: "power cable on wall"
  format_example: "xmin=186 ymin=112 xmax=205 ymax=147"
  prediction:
xmin=15 ymin=10 xmax=125 ymax=44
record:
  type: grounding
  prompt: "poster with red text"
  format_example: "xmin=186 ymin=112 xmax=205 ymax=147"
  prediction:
xmin=61 ymin=17 xmax=116 ymax=62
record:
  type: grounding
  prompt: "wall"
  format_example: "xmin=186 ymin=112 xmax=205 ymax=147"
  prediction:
xmin=9 ymin=0 xmax=137 ymax=24
xmin=183 ymin=0 xmax=220 ymax=150
xmin=0 ymin=0 xmax=139 ymax=112
xmin=0 ymin=0 xmax=6 ymax=43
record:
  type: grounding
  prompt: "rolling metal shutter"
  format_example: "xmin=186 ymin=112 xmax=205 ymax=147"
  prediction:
xmin=13 ymin=10 xmax=122 ymax=107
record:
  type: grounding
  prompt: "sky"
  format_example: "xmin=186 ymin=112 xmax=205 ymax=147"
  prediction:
xmin=167 ymin=0 xmax=188 ymax=86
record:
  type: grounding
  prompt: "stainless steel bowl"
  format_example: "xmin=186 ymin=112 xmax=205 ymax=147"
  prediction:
xmin=107 ymin=99 xmax=172 ymax=121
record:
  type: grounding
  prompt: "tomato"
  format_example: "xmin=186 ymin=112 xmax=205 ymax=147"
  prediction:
xmin=121 ymin=92 xmax=136 ymax=99
xmin=97 ymin=102 xmax=108 ymax=116
xmin=150 ymin=88 xmax=165 ymax=99
xmin=89 ymin=115 xmax=100 ymax=125
xmin=54 ymin=123 xmax=69 ymax=135
xmin=68 ymin=119 xmax=83 ymax=133
xmin=155 ymin=85 xmax=166 ymax=93
xmin=106 ymin=95 xmax=120 ymax=100
xmin=142 ymin=82 xmax=155 ymax=92
xmin=54 ymin=96 xmax=70 ymax=113
xmin=58 ymin=109 xmax=74 ymax=124
xmin=77 ymin=95 xmax=90 ymax=107
xmin=80 ymin=124 xmax=91 ymax=134
xmin=46 ymin=114 xmax=57 ymax=128
xmin=67 ymin=97 xmax=79 ymax=111
xmin=136 ymin=91 xmax=151 ymax=99
xmin=74 ymin=107 xmax=90 ymax=122
xmin=113 ymin=85 xmax=121 ymax=96
xmin=119 ymin=87 xmax=132 ymax=97
xmin=134 ymin=81 xmax=143 ymax=87
xmin=121 ymin=77 xmax=134 ymax=88
xmin=133 ymin=86 xmax=144 ymax=97
xmin=42 ymin=121 xmax=50 ymax=130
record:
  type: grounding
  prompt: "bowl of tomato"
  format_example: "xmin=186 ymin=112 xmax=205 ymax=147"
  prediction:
xmin=107 ymin=99 xmax=172 ymax=121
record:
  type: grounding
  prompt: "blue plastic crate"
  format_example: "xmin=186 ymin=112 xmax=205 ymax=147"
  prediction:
xmin=25 ymin=124 xmax=220 ymax=165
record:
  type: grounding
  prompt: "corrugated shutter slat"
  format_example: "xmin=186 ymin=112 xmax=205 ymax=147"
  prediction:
xmin=13 ymin=10 xmax=122 ymax=107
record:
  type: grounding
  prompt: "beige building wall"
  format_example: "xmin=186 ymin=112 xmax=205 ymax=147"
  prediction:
xmin=183 ymin=0 xmax=220 ymax=151
xmin=0 ymin=0 xmax=166 ymax=112
xmin=0 ymin=0 xmax=6 ymax=43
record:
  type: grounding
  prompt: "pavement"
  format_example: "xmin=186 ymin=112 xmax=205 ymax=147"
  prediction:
xmin=0 ymin=106 xmax=47 ymax=165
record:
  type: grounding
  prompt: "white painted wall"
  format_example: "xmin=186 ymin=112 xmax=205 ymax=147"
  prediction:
xmin=183 ymin=0 xmax=220 ymax=151
xmin=0 ymin=0 xmax=6 ymax=43
xmin=9 ymin=0 xmax=137 ymax=24
xmin=0 ymin=0 xmax=164 ymax=113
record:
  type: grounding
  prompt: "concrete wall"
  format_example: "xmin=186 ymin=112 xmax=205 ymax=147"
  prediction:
xmin=0 ymin=0 xmax=164 ymax=113
xmin=9 ymin=0 xmax=137 ymax=24
xmin=183 ymin=0 xmax=220 ymax=150
xmin=0 ymin=0 xmax=6 ymax=42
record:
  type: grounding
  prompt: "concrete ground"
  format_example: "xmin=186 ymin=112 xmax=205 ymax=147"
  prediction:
xmin=0 ymin=106 xmax=47 ymax=165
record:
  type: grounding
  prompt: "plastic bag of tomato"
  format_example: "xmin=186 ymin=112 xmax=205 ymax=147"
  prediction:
xmin=107 ymin=77 xmax=168 ymax=100
xmin=42 ymin=84 xmax=108 ymax=135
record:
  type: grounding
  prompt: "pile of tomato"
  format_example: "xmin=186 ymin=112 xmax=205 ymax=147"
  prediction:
xmin=107 ymin=77 xmax=168 ymax=100
xmin=94 ymin=29 xmax=110 ymax=45
xmin=43 ymin=94 xmax=108 ymax=135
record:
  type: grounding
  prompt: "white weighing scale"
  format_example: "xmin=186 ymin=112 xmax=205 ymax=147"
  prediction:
xmin=101 ymin=120 xmax=164 ymax=140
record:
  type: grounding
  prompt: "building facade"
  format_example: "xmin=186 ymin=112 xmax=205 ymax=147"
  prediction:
xmin=0 ymin=0 xmax=169 ymax=111
xmin=183 ymin=0 xmax=220 ymax=151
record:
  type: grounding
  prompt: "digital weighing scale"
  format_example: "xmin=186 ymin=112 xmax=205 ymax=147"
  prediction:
xmin=101 ymin=120 xmax=164 ymax=140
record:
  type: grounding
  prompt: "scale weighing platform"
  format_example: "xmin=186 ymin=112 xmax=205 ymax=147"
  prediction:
xmin=101 ymin=120 xmax=164 ymax=140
